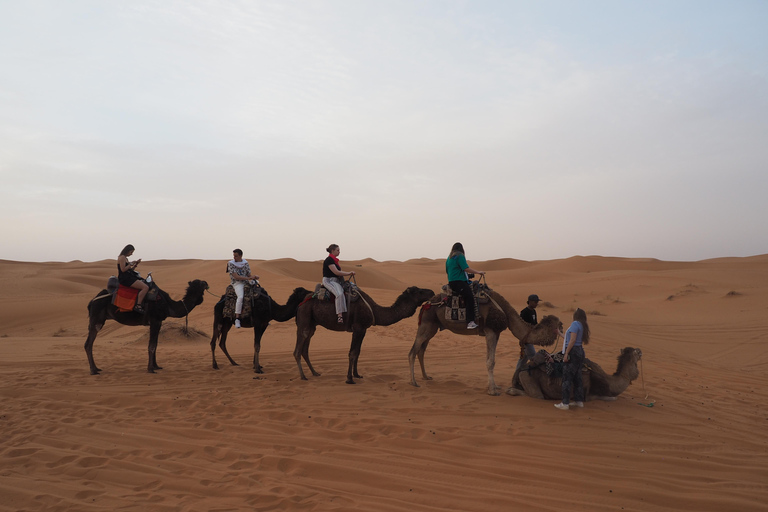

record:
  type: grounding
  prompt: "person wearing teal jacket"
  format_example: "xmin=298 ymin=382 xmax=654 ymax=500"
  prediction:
xmin=445 ymin=242 xmax=485 ymax=329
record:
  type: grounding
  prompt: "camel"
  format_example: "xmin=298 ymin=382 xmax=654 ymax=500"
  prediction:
xmin=84 ymin=279 xmax=209 ymax=374
xmin=506 ymin=346 xmax=643 ymax=400
xmin=408 ymin=289 xmax=561 ymax=395
xmin=294 ymin=285 xmax=435 ymax=384
xmin=209 ymin=286 xmax=312 ymax=372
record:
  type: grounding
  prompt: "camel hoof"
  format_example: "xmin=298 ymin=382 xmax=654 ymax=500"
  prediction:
xmin=410 ymin=381 xmax=420 ymax=388
xmin=90 ymin=369 xmax=100 ymax=375
xmin=254 ymin=368 xmax=264 ymax=374
xmin=354 ymin=374 xmax=363 ymax=379
xmin=346 ymin=379 xmax=356 ymax=385
xmin=488 ymin=389 xmax=501 ymax=396
xmin=505 ymin=387 xmax=525 ymax=396
xmin=148 ymin=369 xmax=155 ymax=374
xmin=231 ymin=362 xmax=239 ymax=367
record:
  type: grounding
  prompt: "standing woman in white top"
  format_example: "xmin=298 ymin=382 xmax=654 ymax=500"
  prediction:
xmin=322 ymin=244 xmax=355 ymax=323
xmin=228 ymin=248 xmax=259 ymax=328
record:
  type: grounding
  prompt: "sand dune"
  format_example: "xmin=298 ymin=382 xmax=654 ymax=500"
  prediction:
xmin=1 ymin=256 xmax=767 ymax=511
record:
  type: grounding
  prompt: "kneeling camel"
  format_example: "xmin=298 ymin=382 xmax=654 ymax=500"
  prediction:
xmin=507 ymin=346 xmax=643 ymax=401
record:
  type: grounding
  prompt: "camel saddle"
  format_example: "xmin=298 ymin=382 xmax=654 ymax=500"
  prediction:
xmin=528 ymin=350 xmax=589 ymax=378
xmin=221 ymin=282 xmax=268 ymax=319
xmin=439 ymin=281 xmax=491 ymax=304
xmin=439 ymin=281 xmax=489 ymax=321
xmin=312 ymin=281 xmax=361 ymax=303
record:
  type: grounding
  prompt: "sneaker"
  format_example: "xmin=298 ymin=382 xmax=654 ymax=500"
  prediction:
xmin=466 ymin=321 xmax=479 ymax=329
xmin=235 ymin=319 xmax=241 ymax=328
xmin=554 ymin=402 xmax=569 ymax=410
xmin=572 ymin=401 xmax=584 ymax=408
xmin=133 ymin=305 xmax=145 ymax=313
xmin=337 ymin=316 xmax=344 ymax=324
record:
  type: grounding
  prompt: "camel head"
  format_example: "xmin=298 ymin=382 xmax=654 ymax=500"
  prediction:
xmin=186 ymin=280 xmax=209 ymax=306
xmin=405 ymin=286 xmax=437 ymax=304
xmin=617 ymin=347 xmax=642 ymax=382
xmin=526 ymin=315 xmax=561 ymax=347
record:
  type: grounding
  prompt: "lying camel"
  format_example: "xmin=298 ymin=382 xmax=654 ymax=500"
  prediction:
xmin=506 ymin=347 xmax=643 ymax=400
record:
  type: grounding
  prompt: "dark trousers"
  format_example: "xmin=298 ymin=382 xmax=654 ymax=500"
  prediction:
xmin=561 ymin=346 xmax=585 ymax=404
xmin=448 ymin=280 xmax=476 ymax=323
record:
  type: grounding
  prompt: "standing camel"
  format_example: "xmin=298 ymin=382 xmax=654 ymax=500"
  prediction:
xmin=408 ymin=289 xmax=561 ymax=395
xmin=84 ymin=279 xmax=209 ymax=374
xmin=294 ymin=286 xmax=435 ymax=384
xmin=210 ymin=286 xmax=312 ymax=372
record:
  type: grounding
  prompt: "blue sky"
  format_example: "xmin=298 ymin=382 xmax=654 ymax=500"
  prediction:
xmin=1 ymin=1 xmax=767 ymax=262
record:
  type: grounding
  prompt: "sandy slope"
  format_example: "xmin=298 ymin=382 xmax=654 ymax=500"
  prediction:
xmin=1 ymin=256 xmax=767 ymax=511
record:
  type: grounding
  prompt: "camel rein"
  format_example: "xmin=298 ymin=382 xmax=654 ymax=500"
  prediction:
xmin=637 ymin=359 xmax=653 ymax=407
xmin=347 ymin=275 xmax=376 ymax=325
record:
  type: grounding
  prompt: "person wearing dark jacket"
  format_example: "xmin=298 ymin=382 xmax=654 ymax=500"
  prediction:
xmin=516 ymin=294 xmax=541 ymax=373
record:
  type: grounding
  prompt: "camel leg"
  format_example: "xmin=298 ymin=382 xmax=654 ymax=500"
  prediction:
xmin=148 ymin=321 xmax=162 ymax=373
xmin=218 ymin=321 xmax=238 ymax=367
xmin=484 ymin=331 xmax=500 ymax=396
xmin=301 ymin=334 xmax=320 ymax=377
xmin=517 ymin=372 xmax=546 ymax=399
xmin=408 ymin=322 xmax=438 ymax=387
xmin=506 ymin=365 xmax=526 ymax=396
xmin=347 ymin=328 xmax=367 ymax=384
xmin=252 ymin=322 xmax=268 ymax=373
xmin=294 ymin=325 xmax=316 ymax=380
xmin=210 ymin=319 xmax=223 ymax=369
xmin=84 ymin=322 xmax=104 ymax=375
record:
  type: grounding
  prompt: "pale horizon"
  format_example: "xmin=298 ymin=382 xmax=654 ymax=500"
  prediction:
xmin=2 ymin=1 xmax=767 ymax=264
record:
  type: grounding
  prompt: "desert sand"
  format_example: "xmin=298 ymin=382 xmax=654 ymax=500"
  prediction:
xmin=1 ymin=255 xmax=767 ymax=511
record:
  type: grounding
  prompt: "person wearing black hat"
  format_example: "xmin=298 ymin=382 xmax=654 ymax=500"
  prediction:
xmin=520 ymin=294 xmax=540 ymax=326
xmin=515 ymin=294 xmax=541 ymax=373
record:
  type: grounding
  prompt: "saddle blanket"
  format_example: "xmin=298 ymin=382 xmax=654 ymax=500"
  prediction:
xmin=113 ymin=285 xmax=139 ymax=312
xmin=222 ymin=283 xmax=257 ymax=319
xmin=313 ymin=281 xmax=361 ymax=303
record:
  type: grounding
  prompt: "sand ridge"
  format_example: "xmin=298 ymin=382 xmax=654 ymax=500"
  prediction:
xmin=1 ymin=256 xmax=767 ymax=511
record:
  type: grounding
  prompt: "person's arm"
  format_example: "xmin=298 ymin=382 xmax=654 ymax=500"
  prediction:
xmin=459 ymin=255 xmax=485 ymax=276
xmin=119 ymin=255 xmax=140 ymax=272
xmin=244 ymin=263 xmax=259 ymax=280
xmin=329 ymin=264 xmax=355 ymax=277
xmin=563 ymin=342 xmax=574 ymax=362
xmin=563 ymin=324 xmax=579 ymax=362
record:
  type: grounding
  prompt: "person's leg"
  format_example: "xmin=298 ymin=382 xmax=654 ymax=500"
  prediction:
xmin=323 ymin=278 xmax=346 ymax=320
xmin=515 ymin=343 xmax=537 ymax=374
xmin=233 ymin=282 xmax=245 ymax=317
xmin=572 ymin=347 xmax=586 ymax=404
xmin=131 ymin=280 xmax=149 ymax=303
xmin=449 ymin=281 xmax=475 ymax=323
xmin=525 ymin=343 xmax=536 ymax=360
xmin=561 ymin=360 xmax=577 ymax=405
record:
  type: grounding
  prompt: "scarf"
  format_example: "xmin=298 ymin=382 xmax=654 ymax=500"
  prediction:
xmin=329 ymin=254 xmax=340 ymax=268
xmin=229 ymin=258 xmax=248 ymax=269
